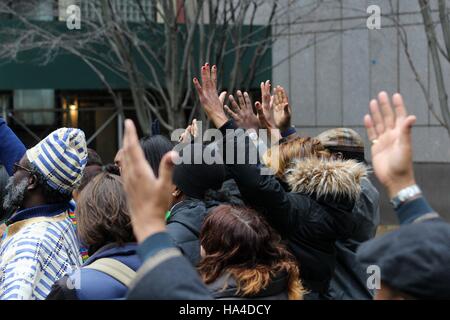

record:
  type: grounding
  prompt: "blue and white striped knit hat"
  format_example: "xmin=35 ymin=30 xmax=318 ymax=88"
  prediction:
xmin=26 ymin=128 xmax=88 ymax=194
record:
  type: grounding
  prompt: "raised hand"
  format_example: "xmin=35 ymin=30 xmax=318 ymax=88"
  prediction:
xmin=193 ymin=63 xmax=228 ymax=128
xmin=364 ymin=92 xmax=417 ymax=198
xmin=255 ymin=80 xmax=276 ymax=130
xmin=273 ymin=85 xmax=292 ymax=132
xmin=179 ymin=118 xmax=199 ymax=143
xmin=121 ymin=119 xmax=178 ymax=243
xmin=224 ymin=90 xmax=260 ymax=131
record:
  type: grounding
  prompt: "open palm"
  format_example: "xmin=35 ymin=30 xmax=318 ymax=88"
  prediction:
xmin=272 ymin=85 xmax=292 ymax=132
xmin=193 ymin=63 xmax=228 ymax=128
xmin=364 ymin=92 xmax=417 ymax=197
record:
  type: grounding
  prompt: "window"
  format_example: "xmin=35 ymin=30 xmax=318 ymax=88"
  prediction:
xmin=13 ymin=89 xmax=55 ymax=126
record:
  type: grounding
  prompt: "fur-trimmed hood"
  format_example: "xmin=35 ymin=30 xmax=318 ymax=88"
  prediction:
xmin=284 ymin=158 xmax=368 ymax=202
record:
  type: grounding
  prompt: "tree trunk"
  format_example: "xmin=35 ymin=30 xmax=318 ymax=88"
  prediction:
xmin=419 ymin=0 xmax=450 ymax=137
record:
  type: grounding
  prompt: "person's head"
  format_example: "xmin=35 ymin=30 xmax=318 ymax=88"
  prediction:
xmin=198 ymin=204 xmax=304 ymax=300
xmin=76 ymin=171 xmax=134 ymax=255
xmin=316 ymin=128 xmax=365 ymax=163
xmin=357 ymin=220 xmax=450 ymax=300
xmin=172 ymin=143 xmax=226 ymax=205
xmin=140 ymin=135 xmax=174 ymax=177
xmin=87 ymin=148 xmax=103 ymax=167
xmin=263 ymin=137 xmax=332 ymax=178
xmin=72 ymin=164 xmax=103 ymax=202
xmin=2 ymin=128 xmax=87 ymax=217
xmin=72 ymin=148 xmax=104 ymax=201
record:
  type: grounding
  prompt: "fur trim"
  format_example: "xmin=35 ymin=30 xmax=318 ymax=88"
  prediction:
xmin=284 ymin=158 xmax=368 ymax=202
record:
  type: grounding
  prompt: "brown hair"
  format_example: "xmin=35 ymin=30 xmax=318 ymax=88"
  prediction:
xmin=76 ymin=165 xmax=103 ymax=192
xmin=263 ymin=137 xmax=332 ymax=178
xmin=198 ymin=205 xmax=305 ymax=300
xmin=76 ymin=172 xmax=135 ymax=255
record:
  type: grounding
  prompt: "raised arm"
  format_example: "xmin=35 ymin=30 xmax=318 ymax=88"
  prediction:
xmin=120 ymin=119 xmax=211 ymax=300
xmin=193 ymin=64 xmax=301 ymax=234
xmin=364 ymin=92 xmax=439 ymax=224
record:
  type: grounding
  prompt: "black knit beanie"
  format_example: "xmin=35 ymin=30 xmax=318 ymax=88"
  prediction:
xmin=173 ymin=143 xmax=226 ymax=199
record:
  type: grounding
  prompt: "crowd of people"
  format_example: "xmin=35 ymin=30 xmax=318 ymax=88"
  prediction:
xmin=0 ymin=62 xmax=449 ymax=300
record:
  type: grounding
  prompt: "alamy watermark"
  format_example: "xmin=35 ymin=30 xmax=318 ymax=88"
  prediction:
xmin=366 ymin=264 xmax=381 ymax=290
xmin=367 ymin=5 xmax=381 ymax=30
xmin=170 ymin=121 xmax=280 ymax=176
xmin=66 ymin=5 xmax=81 ymax=30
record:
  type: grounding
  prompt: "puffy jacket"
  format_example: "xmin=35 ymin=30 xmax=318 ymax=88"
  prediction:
xmin=46 ymin=243 xmax=140 ymax=300
xmin=166 ymin=198 xmax=216 ymax=266
xmin=218 ymin=121 xmax=368 ymax=296
xmin=328 ymin=177 xmax=380 ymax=300
xmin=207 ymin=272 xmax=290 ymax=300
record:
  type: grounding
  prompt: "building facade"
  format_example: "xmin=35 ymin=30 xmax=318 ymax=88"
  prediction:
xmin=270 ymin=0 xmax=450 ymax=222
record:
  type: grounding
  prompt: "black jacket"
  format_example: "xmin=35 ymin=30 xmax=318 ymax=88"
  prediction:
xmin=207 ymin=272 xmax=290 ymax=300
xmin=218 ymin=121 xmax=368 ymax=296
xmin=328 ymin=177 xmax=380 ymax=300
xmin=166 ymin=198 xmax=215 ymax=266
xmin=128 ymin=196 xmax=437 ymax=300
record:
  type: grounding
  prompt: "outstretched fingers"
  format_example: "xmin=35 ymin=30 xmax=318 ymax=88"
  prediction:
xmin=237 ymin=90 xmax=245 ymax=109
xmin=219 ymin=91 xmax=227 ymax=105
xmin=243 ymin=92 xmax=253 ymax=111
xmin=224 ymin=105 xmax=239 ymax=121
xmin=211 ymin=65 xmax=217 ymax=88
xmin=369 ymin=99 xmax=385 ymax=136
xmin=364 ymin=114 xmax=378 ymax=142
xmin=392 ymin=93 xmax=408 ymax=123
xmin=256 ymin=101 xmax=269 ymax=127
xmin=378 ymin=91 xmax=395 ymax=129
xmin=200 ymin=63 xmax=211 ymax=90
xmin=229 ymin=95 xmax=240 ymax=113
xmin=193 ymin=77 xmax=203 ymax=96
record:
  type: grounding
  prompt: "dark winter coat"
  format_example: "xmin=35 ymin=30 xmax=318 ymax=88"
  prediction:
xmin=166 ymin=198 xmax=216 ymax=266
xmin=218 ymin=121 xmax=368 ymax=296
xmin=328 ymin=177 xmax=380 ymax=300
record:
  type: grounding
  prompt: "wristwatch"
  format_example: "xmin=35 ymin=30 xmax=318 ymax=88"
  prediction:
xmin=390 ymin=185 xmax=422 ymax=209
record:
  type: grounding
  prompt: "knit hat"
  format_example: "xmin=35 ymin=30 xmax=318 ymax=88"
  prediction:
xmin=173 ymin=143 xmax=226 ymax=199
xmin=316 ymin=128 xmax=364 ymax=153
xmin=26 ymin=128 xmax=88 ymax=194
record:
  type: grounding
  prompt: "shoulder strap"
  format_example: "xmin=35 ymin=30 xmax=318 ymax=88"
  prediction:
xmin=85 ymin=258 xmax=137 ymax=287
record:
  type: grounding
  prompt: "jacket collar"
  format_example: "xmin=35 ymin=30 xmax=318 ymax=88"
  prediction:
xmin=285 ymin=158 xmax=368 ymax=202
xmin=7 ymin=202 xmax=70 ymax=225
xmin=170 ymin=198 xmax=205 ymax=215
xmin=84 ymin=243 xmax=138 ymax=265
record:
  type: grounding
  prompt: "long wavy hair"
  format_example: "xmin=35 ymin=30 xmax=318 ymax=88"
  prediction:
xmin=198 ymin=204 xmax=305 ymax=300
